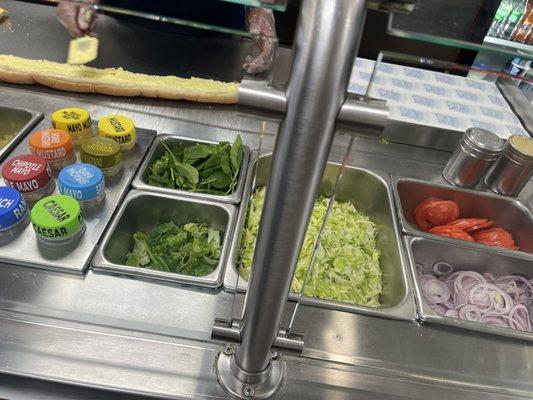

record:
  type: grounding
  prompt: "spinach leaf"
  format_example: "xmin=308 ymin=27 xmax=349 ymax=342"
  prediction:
xmin=148 ymin=135 xmax=244 ymax=195
xmin=125 ymin=221 xmax=222 ymax=277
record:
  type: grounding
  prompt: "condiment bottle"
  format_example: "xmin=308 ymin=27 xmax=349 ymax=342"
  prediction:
xmin=0 ymin=186 xmax=29 ymax=242
xmin=80 ymin=137 xmax=123 ymax=178
xmin=442 ymin=128 xmax=505 ymax=188
xmin=2 ymin=154 xmax=55 ymax=205
xmin=98 ymin=115 xmax=136 ymax=151
xmin=485 ymin=135 xmax=533 ymax=196
xmin=59 ymin=163 xmax=105 ymax=209
xmin=29 ymin=129 xmax=76 ymax=174
xmin=51 ymin=107 xmax=93 ymax=147
xmin=31 ymin=194 xmax=85 ymax=246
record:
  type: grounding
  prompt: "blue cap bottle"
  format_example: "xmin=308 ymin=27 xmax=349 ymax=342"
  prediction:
xmin=0 ymin=187 xmax=30 ymax=238
xmin=58 ymin=163 xmax=105 ymax=209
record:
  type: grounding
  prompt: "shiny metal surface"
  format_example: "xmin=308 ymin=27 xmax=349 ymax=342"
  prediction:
xmin=225 ymin=153 xmax=415 ymax=321
xmin=1 ymin=27 xmax=533 ymax=400
xmin=238 ymin=81 xmax=389 ymax=136
xmin=0 ymin=126 xmax=155 ymax=274
xmin=336 ymin=94 xmax=389 ymax=135
xmin=394 ymin=177 xmax=533 ymax=257
xmin=496 ymin=77 xmax=533 ymax=137
xmin=132 ymin=135 xmax=249 ymax=205
xmin=442 ymin=128 xmax=505 ymax=188
xmin=235 ymin=0 xmax=369 ymax=376
xmin=0 ymin=105 xmax=42 ymax=162
xmin=216 ymin=349 xmax=285 ymax=399
xmin=92 ymin=190 xmax=236 ymax=288
xmin=405 ymin=235 xmax=533 ymax=342
xmin=485 ymin=136 xmax=533 ymax=197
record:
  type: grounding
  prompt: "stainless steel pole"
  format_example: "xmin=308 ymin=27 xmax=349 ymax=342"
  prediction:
xmin=216 ymin=1 xmax=368 ymax=398
xmin=236 ymin=0 xmax=368 ymax=374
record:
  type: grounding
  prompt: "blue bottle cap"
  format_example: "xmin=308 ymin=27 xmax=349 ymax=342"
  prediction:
xmin=58 ymin=163 xmax=105 ymax=202
xmin=0 ymin=186 xmax=28 ymax=230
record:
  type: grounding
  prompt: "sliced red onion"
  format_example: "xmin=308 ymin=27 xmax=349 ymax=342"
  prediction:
xmin=419 ymin=262 xmax=532 ymax=333
xmin=421 ymin=278 xmax=450 ymax=304
xmin=433 ymin=261 xmax=453 ymax=276
xmin=458 ymin=305 xmax=482 ymax=321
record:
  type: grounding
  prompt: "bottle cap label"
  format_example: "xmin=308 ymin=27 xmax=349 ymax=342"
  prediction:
xmin=0 ymin=187 xmax=28 ymax=229
xmin=98 ymin=115 xmax=136 ymax=148
xmin=59 ymin=163 xmax=105 ymax=201
xmin=80 ymin=137 xmax=122 ymax=169
xmin=2 ymin=154 xmax=52 ymax=193
xmin=29 ymin=129 xmax=74 ymax=161
xmin=52 ymin=107 xmax=93 ymax=139
xmin=31 ymin=195 xmax=84 ymax=240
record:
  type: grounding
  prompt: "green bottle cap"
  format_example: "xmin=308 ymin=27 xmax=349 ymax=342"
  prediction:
xmin=80 ymin=137 xmax=122 ymax=170
xmin=31 ymin=194 xmax=84 ymax=241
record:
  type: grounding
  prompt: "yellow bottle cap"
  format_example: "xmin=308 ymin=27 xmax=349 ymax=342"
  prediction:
xmin=51 ymin=107 xmax=93 ymax=145
xmin=98 ymin=115 xmax=136 ymax=151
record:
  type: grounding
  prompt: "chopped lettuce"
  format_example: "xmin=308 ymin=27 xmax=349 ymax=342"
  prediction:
xmin=240 ymin=187 xmax=382 ymax=307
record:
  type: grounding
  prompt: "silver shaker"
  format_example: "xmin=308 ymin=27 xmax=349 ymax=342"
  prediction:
xmin=485 ymin=135 xmax=533 ymax=197
xmin=443 ymin=128 xmax=505 ymax=188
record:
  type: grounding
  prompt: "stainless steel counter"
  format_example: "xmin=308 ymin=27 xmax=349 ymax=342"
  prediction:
xmin=1 ymin=82 xmax=533 ymax=400
xmin=1 ymin=1 xmax=533 ymax=399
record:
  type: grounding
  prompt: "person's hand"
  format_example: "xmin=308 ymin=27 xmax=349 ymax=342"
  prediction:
xmin=243 ymin=8 xmax=276 ymax=74
xmin=56 ymin=0 xmax=99 ymax=37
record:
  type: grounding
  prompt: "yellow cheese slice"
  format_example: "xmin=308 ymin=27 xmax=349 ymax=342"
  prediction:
xmin=0 ymin=54 xmax=239 ymax=104
xmin=67 ymin=36 xmax=99 ymax=65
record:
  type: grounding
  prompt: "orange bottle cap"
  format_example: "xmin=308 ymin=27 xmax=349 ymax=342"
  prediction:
xmin=29 ymin=129 xmax=74 ymax=161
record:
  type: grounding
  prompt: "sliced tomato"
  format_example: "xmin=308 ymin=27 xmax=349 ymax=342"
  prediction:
xmin=413 ymin=197 xmax=460 ymax=231
xmin=428 ymin=225 xmax=474 ymax=242
xmin=448 ymin=218 xmax=493 ymax=233
xmin=472 ymin=227 xmax=519 ymax=250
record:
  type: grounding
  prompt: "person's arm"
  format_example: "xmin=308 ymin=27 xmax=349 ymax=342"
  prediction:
xmin=56 ymin=0 xmax=99 ymax=37
xmin=243 ymin=8 xmax=276 ymax=74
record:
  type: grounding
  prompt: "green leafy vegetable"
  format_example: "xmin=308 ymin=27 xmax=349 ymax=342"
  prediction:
xmin=126 ymin=221 xmax=222 ymax=277
xmin=240 ymin=187 xmax=382 ymax=307
xmin=148 ymin=136 xmax=244 ymax=195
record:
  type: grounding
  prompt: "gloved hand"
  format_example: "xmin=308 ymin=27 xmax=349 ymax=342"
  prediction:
xmin=243 ymin=8 xmax=276 ymax=74
xmin=56 ymin=0 xmax=99 ymax=37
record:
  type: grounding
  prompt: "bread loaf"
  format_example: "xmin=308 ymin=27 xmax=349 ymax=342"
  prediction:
xmin=0 ymin=54 xmax=239 ymax=104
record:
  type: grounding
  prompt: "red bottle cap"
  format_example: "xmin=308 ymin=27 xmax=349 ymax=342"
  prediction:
xmin=2 ymin=154 xmax=53 ymax=193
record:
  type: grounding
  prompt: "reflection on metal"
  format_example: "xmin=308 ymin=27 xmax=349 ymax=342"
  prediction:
xmin=212 ymin=319 xmax=305 ymax=352
xmin=216 ymin=347 xmax=285 ymax=400
xmin=368 ymin=0 xmax=416 ymax=13
xmin=496 ymin=78 xmax=533 ymax=137
xmin=218 ymin=0 xmax=370 ymax=397
xmin=238 ymin=79 xmax=389 ymax=135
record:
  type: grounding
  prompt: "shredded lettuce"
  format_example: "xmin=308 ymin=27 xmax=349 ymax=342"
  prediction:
xmin=240 ymin=187 xmax=382 ymax=307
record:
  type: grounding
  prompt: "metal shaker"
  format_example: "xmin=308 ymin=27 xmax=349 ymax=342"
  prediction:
xmin=443 ymin=128 xmax=505 ymax=188
xmin=485 ymin=135 xmax=533 ymax=196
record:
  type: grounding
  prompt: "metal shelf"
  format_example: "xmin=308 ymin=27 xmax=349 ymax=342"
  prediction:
xmin=484 ymin=36 xmax=533 ymax=55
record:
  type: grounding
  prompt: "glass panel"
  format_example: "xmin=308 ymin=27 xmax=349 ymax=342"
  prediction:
xmin=1 ymin=0 xmax=279 ymax=84
xmin=353 ymin=50 xmax=531 ymax=147
xmin=386 ymin=0 xmax=533 ymax=61
xmin=21 ymin=0 xmax=280 ymax=38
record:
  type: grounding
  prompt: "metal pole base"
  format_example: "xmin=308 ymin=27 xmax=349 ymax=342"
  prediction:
xmin=216 ymin=345 xmax=285 ymax=400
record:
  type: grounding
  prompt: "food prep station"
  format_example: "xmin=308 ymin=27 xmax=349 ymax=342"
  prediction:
xmin=1 ymin=1 xmax=533 ymax=399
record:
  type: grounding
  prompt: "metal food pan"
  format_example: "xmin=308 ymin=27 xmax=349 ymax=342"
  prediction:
xmin=92 ymin=190 xmax=236 ymax=288
xmin=224 ymin=153 xmax=416 ymax=321
xmin=405 ymin=235 xmax=533 ymax=341
xmin=132 ymin=134 xmax=249 ymax=204
xmin=393 ymin=177 xmax=533 ymax=258
xmin=0 ymin=125 xmax=156 ymax=274
xmin=0 ymin=105 xmax=43 ymax=162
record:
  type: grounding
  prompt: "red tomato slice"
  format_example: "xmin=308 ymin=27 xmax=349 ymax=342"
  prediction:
xmin=472 ymin=227 xmax=519 ymax=250
xmin=448 ymin=218 xmax=493 ymax=233
xmin=428 ymin=225 xmax=474 ymax=242
xmin=413 ymin=198 xmax=460 ymax=231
